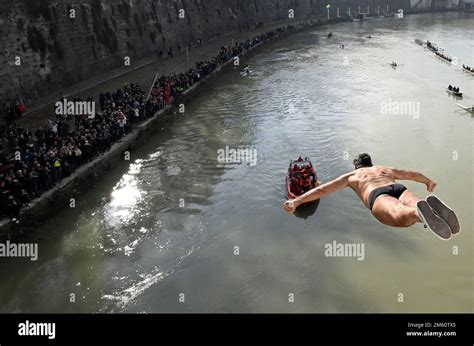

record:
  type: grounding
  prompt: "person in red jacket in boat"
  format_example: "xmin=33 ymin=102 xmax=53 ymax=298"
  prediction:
xmin=301 ymin=170 xmax=312 ymax=192
xmin=292 ymin=172 xmax=303 ymax=195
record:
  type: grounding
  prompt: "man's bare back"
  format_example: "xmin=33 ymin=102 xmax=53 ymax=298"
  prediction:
xmin=347 ymin=166 xmax=425 ymax=208
xmin=283 ymin=153 xmax=459 ymax=240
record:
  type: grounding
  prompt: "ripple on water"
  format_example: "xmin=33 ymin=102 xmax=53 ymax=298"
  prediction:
xmin=1 ymin=13 xmax=472 ymax=313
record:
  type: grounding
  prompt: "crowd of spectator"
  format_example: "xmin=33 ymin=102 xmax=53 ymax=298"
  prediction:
xmin=2 ymin=101 xmax=26 ymax=127
xmin=1 ymin=25 xmax=292 ymax=222
xmin=146 ymin=26 xmax=291 ymax=115
xmin=1 ymin=83 xmax=146 ymax=222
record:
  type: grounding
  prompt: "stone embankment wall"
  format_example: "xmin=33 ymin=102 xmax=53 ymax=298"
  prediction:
xmin=0 ymin=0 xmax=457 ymax=108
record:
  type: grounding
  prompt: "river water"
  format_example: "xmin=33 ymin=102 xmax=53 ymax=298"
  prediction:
xmin=1 ymin=12 xmax=472 ymax=313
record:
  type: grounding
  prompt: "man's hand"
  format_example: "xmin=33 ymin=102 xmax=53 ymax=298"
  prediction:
xmin=426 ymin=180 xmax=437 ymax=192
xmin=283 ymin=200 xmax=298 ymax=213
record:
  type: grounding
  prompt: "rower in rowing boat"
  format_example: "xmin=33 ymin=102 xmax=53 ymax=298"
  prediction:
xmin=463 ymin=64 xmax=473 ymax=72
xmin=391 ymin=61 xmax=397 ymax=68
xmin=448 ymin=85 xmax=460 ymax=93
xmin=447 ymin=85 xmax=463 ymax=97
xmin=240 ymin=64 xmax=251 ymax=75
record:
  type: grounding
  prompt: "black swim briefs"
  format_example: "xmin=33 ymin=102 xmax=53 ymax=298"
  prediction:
xmin=368 ymin=184 xmax=407 ymax=210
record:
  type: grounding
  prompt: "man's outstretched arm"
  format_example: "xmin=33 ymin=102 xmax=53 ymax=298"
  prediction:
xmin=283 ymin=172 xmax=353 ymax=213
xmin=390 ymin=168 xmax=437 ymax=192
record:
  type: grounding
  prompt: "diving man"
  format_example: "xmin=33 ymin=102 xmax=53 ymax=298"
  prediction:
xmin=283 ymin=153 xmax=460 ymax=240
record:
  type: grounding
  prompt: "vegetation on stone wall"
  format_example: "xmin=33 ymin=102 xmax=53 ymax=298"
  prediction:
xmin=49 ymin=23 xmax=58 ymax=40
xmin=91 ymin=0 xmax=118 ymax=54
xmin=173 ymin=2 xmax=180 ymax=19
xmin=155 ymin=22 xmax=163 ymax=34
xmin=150 ymin=31 xmax=156 ymax=43
xmin=16 ymin=18 xmax=25 ymax=30
xmin=53 ymin=41 xmax=64 ymax=60
xmin=118 ymin=1 xmax=132 ymax=21
xmin=25 ymin=0 xmax=51 ymax=20
xmin=134 ymin=13 xmax=144 ymax=36
xmin=27 ymin=25 xmax=47 ymax=54
xmin=81 ymin=5 xmax=89 ymax=27
xmin=254 ymin=0 xmax=260 ymax=13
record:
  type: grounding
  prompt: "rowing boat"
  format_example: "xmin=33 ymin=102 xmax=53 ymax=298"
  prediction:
xmin=240 ymin=69 xmax=253 ymax=76
xmin=426 ymin=41 xmax=438 ymax=52
xmin=462 ymin=66 xmax=474 ymax=74
xmin=446 ymin=89 xmax=463 ymax=97
xmin=456 ymin=103 xmax=474 ymax=113
xmin=286 ymin=158 xmax=319 ymax=206
xmin=415 ymin=38 xmax=425 ymax=46
xmin=435 ymin=53 xmax=454 ymax=64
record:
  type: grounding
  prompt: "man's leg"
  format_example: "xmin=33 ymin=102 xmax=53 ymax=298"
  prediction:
xmin=399 ymin=190 xmax=420 ymax=208
xmin=371 ymin=196 xmax=420 ymax=227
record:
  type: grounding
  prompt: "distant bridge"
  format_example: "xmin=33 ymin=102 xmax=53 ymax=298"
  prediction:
xmin=410 ymin=0 xmax=460 ymax=9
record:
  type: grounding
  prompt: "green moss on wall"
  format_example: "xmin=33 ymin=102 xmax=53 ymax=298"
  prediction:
xmin=91 ymin=0 xmax=119 ymax=53
xmin=25 ymin=0 xmax=51 ymax=20
xmin=27 ymin=25 xmax=47 ymax=54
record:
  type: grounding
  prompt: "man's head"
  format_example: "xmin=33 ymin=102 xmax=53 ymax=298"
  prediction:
xmin=353 ymin=153 xmax=373 ymax=169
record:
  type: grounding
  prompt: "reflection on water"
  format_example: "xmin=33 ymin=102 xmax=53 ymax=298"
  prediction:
xmin=0 ymin=12 xmax=472 ymax=313
xmin=106 ymin=162 xmax=145 ymax=227
xmin=294 ymin=200 xmax=321 ymax=220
